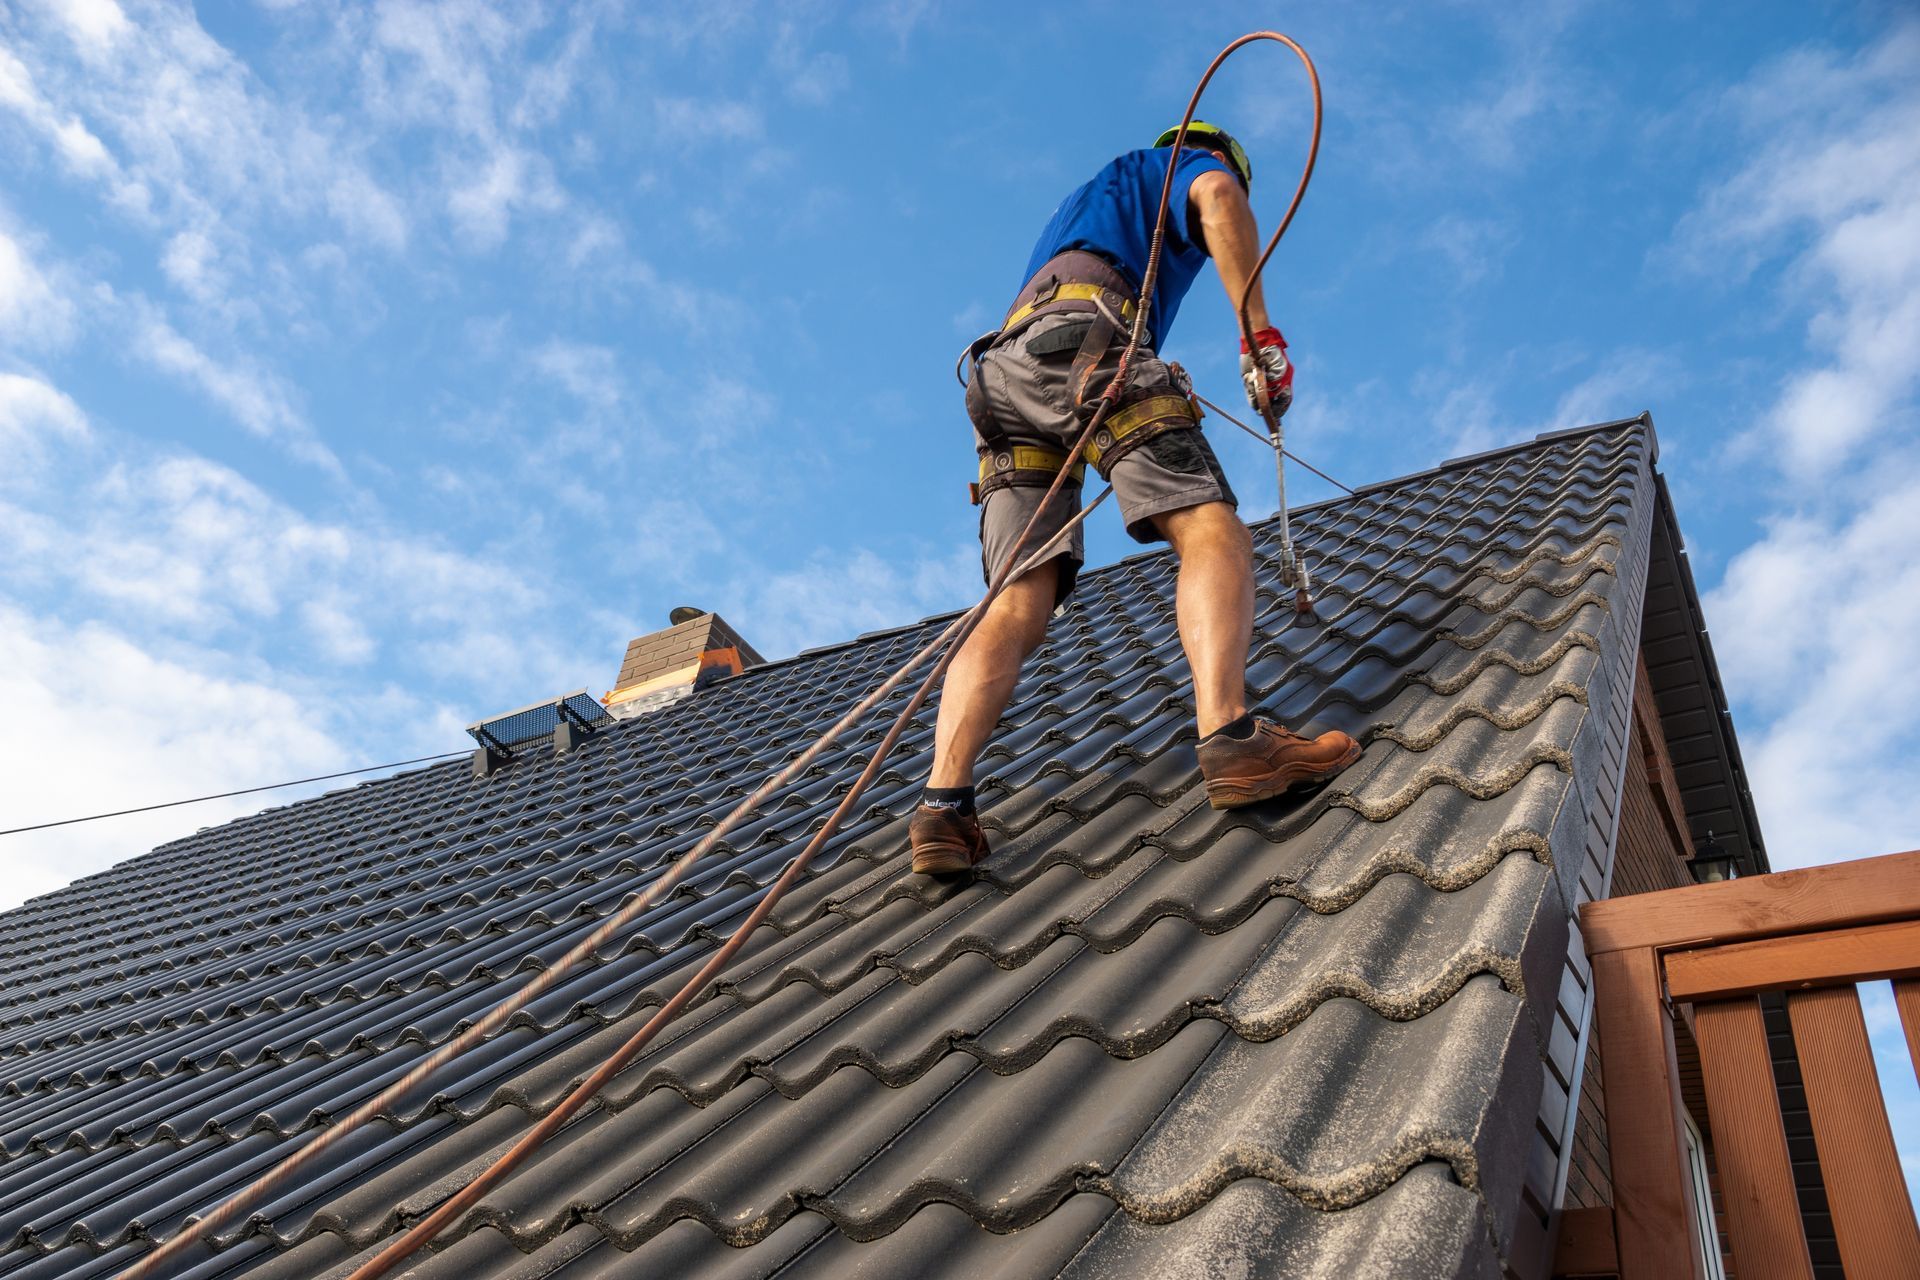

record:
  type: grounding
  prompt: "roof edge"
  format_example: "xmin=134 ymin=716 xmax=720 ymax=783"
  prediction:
xmin=1646 ymin=471 xmax=1771 ymax=874
xmin=1353 ymin=412 xmax=1654 ymax=498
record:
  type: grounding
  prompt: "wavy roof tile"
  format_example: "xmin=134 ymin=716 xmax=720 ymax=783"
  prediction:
xmin=1 ymin=419 xmax=1665 ymax=1278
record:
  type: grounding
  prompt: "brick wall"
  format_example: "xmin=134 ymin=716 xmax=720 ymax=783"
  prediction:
xmin=613 ymin=616 xmax=719 ymax=694
xmin=1565 ymin=1034 xmax=1613 ymax=1211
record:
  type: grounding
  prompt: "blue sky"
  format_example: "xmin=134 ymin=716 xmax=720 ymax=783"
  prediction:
xmin=1 ymin=0 xmax=1917 ymax=1187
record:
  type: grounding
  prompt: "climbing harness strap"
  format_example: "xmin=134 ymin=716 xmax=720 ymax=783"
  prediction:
xmin=968 ymin=384 xmax=1203 ymax=505
xmin=1002 ymin=249 xmax=1139 ymax=334
xmin=1083 ymin=391 xmax=1200 ymax=473
xmin=972 ymin=445 xmax=1086 ymax=506
xmin=954 ymin=247 xmax=1142 ymax=418
xmin=964 ymin=248 xmax=1206 ymax=502
xmin=1003 ymin=280 xmax=1137 ymax=333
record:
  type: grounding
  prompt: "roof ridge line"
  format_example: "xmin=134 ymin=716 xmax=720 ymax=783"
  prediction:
xmin=1351 ymin=413 xmax=1651 ymax=498
xmin=738 ymin=418 xmax=1645 ymax=683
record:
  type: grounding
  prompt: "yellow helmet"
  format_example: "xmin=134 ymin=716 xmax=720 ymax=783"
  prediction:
xmin=1153 ymin=120 xmax=1250 ymax=189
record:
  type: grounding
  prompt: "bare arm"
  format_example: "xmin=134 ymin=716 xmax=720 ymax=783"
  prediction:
xmin=1188 ymin=168 xmax=1272 ymax=331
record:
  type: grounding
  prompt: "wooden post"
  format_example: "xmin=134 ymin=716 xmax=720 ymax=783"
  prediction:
xmin=1592 ymin=945 xmax=1704 ymax=1280
xmin=1691 ymin=997 xmax=1813 ymax=1279
xmin=1786 ymin=986 xmax=1920 ymax=1279
xmin=1894 ymin=977 xmax=1920 ymax=1088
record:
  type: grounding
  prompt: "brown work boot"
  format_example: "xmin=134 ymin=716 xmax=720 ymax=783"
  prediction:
xmin=1197 ymin=716 xmax=1361 ymax=810
xmin=909 ymin=803 xmax=990 ymax=875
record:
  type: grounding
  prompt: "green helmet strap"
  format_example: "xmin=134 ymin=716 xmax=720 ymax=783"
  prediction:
xmin=1151 ymin=120 xmax=1251 ymax=189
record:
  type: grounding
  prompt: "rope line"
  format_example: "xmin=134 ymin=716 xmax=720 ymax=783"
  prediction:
xmin=0 ymin=752 xmax=469 ymax=838
xmin=1192 ymin=389 xmax=1355 ymax=494
xmin=114 ymin=488 xmax=1109 ymax=1280
xmin=341 ymin=484 xmax=1119 ymax=1280
xmin=118 ymin=28 xmax=1318 ymax=1279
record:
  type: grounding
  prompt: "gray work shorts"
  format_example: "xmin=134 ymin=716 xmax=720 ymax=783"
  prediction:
xmin=969 ymin=312 xmax=1237 ymax=603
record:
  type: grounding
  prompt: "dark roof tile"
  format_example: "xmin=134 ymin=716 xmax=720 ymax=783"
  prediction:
xmin=0 ymin=422 xmax=1659 ymax=1277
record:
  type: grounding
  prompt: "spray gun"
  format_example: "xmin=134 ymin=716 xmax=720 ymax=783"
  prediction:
xmin=1260 ymin=394 xmax=1313 ymax=614
xmin=1237 ymin=326 xmax=1314 ymax=615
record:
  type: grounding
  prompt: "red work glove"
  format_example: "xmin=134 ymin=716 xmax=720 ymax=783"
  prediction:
xmin=1240 ymin=326 xmax=1293 ymax=416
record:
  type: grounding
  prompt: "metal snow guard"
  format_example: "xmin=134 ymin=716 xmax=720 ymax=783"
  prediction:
xmin=467 ymin=690 xmax=610 ymax=754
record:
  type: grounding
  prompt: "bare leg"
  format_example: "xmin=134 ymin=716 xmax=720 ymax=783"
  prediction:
xmin=928 ymin=559 xmax=1061 ymax=788
xmin=1154 ymin=501 xmax=1254 ymax=736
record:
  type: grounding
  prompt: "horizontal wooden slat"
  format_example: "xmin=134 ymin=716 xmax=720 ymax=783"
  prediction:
xmin=1666 ymin=919 xmax=1920 ymax=1001
xmin=1787 ymin=986 xmax=1920 ymax=1279
xmin=1582 ymin=848 xmax=1920 ymax=954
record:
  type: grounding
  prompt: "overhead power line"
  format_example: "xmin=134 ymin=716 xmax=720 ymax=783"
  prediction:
xmin=0 ymin=750 xmax=469 ymax=838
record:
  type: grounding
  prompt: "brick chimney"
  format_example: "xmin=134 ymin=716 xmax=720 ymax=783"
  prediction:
xmin=604 ymin=608 xmax=765 ymax=719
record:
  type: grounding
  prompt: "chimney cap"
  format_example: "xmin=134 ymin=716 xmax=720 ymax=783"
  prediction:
xmin=668 ymin=606 xmax=706 ymax=626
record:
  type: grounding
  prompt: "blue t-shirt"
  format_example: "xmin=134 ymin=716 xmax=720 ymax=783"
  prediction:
xmin=1022 ymin=147 xmax=1232 ymax=348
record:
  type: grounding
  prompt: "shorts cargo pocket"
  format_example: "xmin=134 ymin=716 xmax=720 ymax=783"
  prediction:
xmin=1023 ymin=317 xmax=1095 ymax=357
xmin=1004 ymin=317 xmax=1091 ymax=420
xmin=1144 ymin=428 xmax=1211 ymax=475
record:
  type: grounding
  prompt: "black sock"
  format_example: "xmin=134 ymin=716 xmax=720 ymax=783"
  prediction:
xmin=1204 ymin=712 xmax=1258 ymax=742
xmin=921 ymin=785 xmax=976 ymax=816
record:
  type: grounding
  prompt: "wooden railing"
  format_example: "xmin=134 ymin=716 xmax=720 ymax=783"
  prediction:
xmin=1578 ymin=849 xmax=1920 ymax=1280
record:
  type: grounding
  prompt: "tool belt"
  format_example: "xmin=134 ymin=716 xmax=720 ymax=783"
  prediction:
xmin=961 ymin=251 xmax=1201 ymax=505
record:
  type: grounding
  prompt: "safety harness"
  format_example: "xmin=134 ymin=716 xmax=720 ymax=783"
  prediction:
xmin=959 ymin=249 xmax=1202 ymax=505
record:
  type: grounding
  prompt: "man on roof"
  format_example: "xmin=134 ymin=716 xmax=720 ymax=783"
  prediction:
xmin=911 ymin=122 xmax=1362 ymax=876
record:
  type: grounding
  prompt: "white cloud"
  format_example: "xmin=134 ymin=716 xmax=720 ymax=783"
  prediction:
xmin=1326 ymin=0 xmax=1599 ymax=187
xmin=0 ymin=223 xmax=340 ymax=468
xmin=0 ymin=401 xmax=573 ymax=701
xmin=0 ymin=399 xmax=610 ymax=914
xmin=0 ymin=602 xmax=348 ymax=911
xmin=1704 ymin=474 xmax=1920 ymax=868
xmin=302 ymin=597 xmax=378 ymax=664
xmin=564 ymin=213 xmax=625 ymax=269
xmin=1417 ymin=214 xmax=1517 ymax=288
xmin=1446 ymin=70 xmax=1556 ymax=171
xmin=1450 ymin=0 xmax=1596 ymax=170
xmin=356 ymin=0 xmax=587 ymax=249
xmin=1678 ymin=23 xmax=1920 ymax=874
xmin=447 ymin=144 xmax=561 ymax=251
xmin=364 ymin=0 xmax=530 ymax=139
xmin=1548 ymin=352 xmax=1678 ymax=432
xmin=159 ymin=227 xmax=222 ymax=300
xmin=326 ymin=168 xmax=410 ymax=252
xmin=0 ymin=372 xmax=89 ymax=478
xmin=0 ymin=42 xmax=122 ymax=186
xmin=770 ymin=30 xmax=849 ymax=107
xmin=133 ymin=307 xmax=341 ymax=472
xmin=0 ymin=3 xmax=408 ymax=264
xmin=510 ymin=7 xmax=597 ymax=131
xmin=0 ymin=224 xmax=74 ymax=343
xmin=653 ymin=94 xmax=762 ymax=140
xmin=727 ymin=543 xmax=978 ymax=659
xmin=1675 ymin=24 xmax=1920 ymax=473
xmin=41 ymin=0 xmax=132 ymax=57
xmin=532 ymin=339 xmax=623 ymax=411
xmin=1428 ymin=379 xmax=1515 ymax=462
